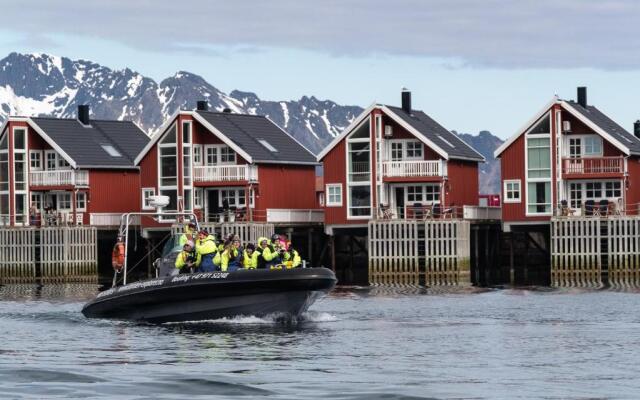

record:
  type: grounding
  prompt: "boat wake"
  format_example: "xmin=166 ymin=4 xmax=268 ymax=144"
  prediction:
xmin=162 ymin=311 xmax=338 ymax=326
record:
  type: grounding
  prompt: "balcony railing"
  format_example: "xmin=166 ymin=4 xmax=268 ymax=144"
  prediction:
xmin=266 ymin=209 xmax=324 ymax=223
xmin=30 ymin=170 xmax=89 ymax=186
xmin=193 ymin=165 xmax=258 ymax=183
xmin=562 ymin=157 xmax=624 ymax=175
xmin=382 ymin=160 xmax=443 ymax=178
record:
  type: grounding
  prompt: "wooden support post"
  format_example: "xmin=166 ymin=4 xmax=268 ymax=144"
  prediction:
xmin=307 ymin=228 xmax=313 ymax=267
xmin=329 ymin=234 xmax=336 ymax=272
xmin=509 ymin=233 xmax=515 ymax=285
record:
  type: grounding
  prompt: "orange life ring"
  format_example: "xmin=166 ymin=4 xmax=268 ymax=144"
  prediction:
xmin=111 ymin=242 xmax=125 ymax=272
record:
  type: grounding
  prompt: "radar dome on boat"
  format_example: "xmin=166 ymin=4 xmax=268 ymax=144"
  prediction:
xmin=148 ymin=195 xmax=170 ymax=208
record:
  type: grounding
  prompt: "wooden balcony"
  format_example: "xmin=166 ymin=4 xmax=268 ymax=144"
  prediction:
xmin=561 ymin=157 xmax=624 ymax=178
xmin=193 ymin=165 xmax=258 ymax=184
xmin=382 ymin=160 xmax=443 ymax=180
xmin=30 ymin=170 xmax=89 ymax=187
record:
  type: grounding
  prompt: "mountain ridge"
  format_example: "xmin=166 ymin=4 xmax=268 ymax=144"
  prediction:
xmin=0 ymin=52 xmax=503 ymax=193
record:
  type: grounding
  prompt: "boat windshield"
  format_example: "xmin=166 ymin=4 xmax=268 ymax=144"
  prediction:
xmin=161 ymin=234 xmax=186 ymax=257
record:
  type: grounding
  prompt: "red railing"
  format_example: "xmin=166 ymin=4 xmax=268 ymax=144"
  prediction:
xmin=562 ymin=157 xmax=624 ymax=175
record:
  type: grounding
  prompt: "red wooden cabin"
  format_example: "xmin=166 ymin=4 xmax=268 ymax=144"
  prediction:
xmin=317 ymin=90 xmax=484 ymax=232
xmin=495 ymin=87 xmax=640 ymax=230
xmin=0 ymin=105 xmax=149 ymax=227
xmin=134 ymin=102 xmax=319 ymax=228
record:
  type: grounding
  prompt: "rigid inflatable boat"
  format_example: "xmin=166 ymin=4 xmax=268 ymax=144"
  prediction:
xmin=82 ymin=206 xmax=336 ymax=323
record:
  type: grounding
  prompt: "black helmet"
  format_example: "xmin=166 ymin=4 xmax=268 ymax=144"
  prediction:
xmin=271 ymin=233 xmax=279 ymax=242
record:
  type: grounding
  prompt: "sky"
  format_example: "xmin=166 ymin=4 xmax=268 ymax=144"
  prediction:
xmin=1 ymin=0 xmax=640 ymax=139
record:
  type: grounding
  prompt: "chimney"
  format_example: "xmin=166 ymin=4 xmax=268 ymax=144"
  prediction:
xmin=222 ymin=108 xmax=232 ymax=113
xmin=634 ymin=120 xmax=640 ymax=139
xmin=401 ymin=88 xmax=411 ymax=114
xmin=77 ymin=105 xmax=90 ymax=125
xmin=196 ymin=100 xmax=208 ymax=111
xmin=577 ymin=86 xmax=587 ymax=108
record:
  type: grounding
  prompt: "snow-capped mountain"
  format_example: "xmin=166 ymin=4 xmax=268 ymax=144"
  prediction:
xmin=0 ymin=52 xmax=502 ymax=192
xmin=0 ymin=52 xmax=361 ymax=153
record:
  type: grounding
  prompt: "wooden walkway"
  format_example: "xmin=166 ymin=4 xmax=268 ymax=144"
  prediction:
xmin=551 ymin=216 xmax=640 ymax=287
xmin=0 ymin=227 xmax=97 ymax=283
xmin=369 ymin=220 xmax=471 ymax=286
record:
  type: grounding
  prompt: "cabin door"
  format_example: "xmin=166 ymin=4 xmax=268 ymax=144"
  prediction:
xmin=394 ymin=187 xmax=405 ymax=219
xmin=206 ymin=189 xmax=221 ymax=222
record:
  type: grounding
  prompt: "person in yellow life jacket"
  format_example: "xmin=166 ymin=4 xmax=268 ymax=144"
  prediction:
xmin=243 ymin=243 xmax=260 ymax=269
xmin=257 ymin=236 xmax=280 ymax=269
xmin=175 ymin=240 xmax=201 ymax=273
xmin=195 ymin=229 xmax=218 ymax=272
xmin=179 ymin=222 xmax=197 ymax=247
xmin=284 ymin=242 xmax=302 ymax=268
xmin=221 ymin=238 xmax=244 ymax=272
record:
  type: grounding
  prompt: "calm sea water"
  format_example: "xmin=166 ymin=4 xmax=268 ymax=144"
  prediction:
xmin=1 ymin=284 xmax=640 ymax=399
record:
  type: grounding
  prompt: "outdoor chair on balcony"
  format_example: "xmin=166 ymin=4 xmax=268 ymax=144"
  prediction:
xmin=75 ymin=213 xmax=84 ymax=225
xmin=596 ymin=199 xmax=609 ymax=217
xmin=432 ymin=203 xmax=442 ymax=219
xmin=379 ymin=204 xmax=394 ymax=220
xmin=584 ymin=200 xmax=595 ymax=217
xmin=235 ymin=207 xmax=247 ymax=222
xmin=411 ymin=203 xmax=424 ymax=220
xmin=558 ymin=200 xmax=575 ymax=217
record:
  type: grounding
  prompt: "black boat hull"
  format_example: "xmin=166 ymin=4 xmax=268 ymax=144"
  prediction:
xmin=82 ymin=268 xmax=336 ymax=323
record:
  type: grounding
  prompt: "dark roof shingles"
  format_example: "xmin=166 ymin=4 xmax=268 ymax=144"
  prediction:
xmin=195 ymin=111 xmax=316 ymax=164
xmin=566 ymin=101 xmax=640 ymax=155
xmin=30 ymin=118 xmax=149 ymax=168
xmin=385 ymin=106 xmax=484 ymax=161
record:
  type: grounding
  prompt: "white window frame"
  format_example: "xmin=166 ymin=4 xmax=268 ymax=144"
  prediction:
xmin=141 ymin=187 xmax=155 ymax=210
xmin=193 ymin=144 xmax=203 ymax=166
xmin=503 ymin=179 xmax=521 ymax=203
xmin=29 ymin=150 xmax=42 ymax=171
xmin=194 ymin=188 xmax=203 ymax=209
xmin=525 ymin=112 xmax=553 ymax=217
xmin=75 ymin=192 xmax=86 ymax=211
xmin=57 ymin=192 xmax=72 ymax=211
xmin=204 ymin=144 xmax=236 ymax=166
xmin=326 ymin=183 xmax=343 ymax=207
xmin=13 ymin=127 xmax=28 ymax=224
xmin=346 ymin=117 xmax=372 ymax=219
xmin=157 ymin=123 xmax=178 ymax=221
xmin=45 ymin=150 xmax=57 ymax=171
xmin=182 ymin=121 xmax=193 ymax=210
xmin=564 ymin=134 xmax=604 ymax=158
xmin=386 ymin=139 xmax=424 ymax=161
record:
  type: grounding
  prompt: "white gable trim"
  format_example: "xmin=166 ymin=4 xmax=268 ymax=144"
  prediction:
xmin=379 ymin=105 xmax=450 ymax=160
xmin=316 ymin=102 xmax=377 ymax=161
xmin=191 ymin=112 xmax=253 ymax=164
xmin=559 ymin=101 xmax=630 ymax=156
xmin=134 ymin=110 xmax=182 ymax=165
xmin=494 ymin=96 xmax=559 ymax=158
xmin=25 ymin=118 xmax=78 ymax=169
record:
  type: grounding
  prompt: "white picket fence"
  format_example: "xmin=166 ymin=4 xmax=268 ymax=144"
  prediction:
xmin=40 ymin=227 xmax=97 ymax=282
xmin=368 ymin=220 xmax=471 ymax=286
xmin=0 ymin=227 xmax=97 ymax=283
xmin=0 ymin=229 xmax=36 ymax=282
xmin=551 ymin=216 xmax=640 ymax=287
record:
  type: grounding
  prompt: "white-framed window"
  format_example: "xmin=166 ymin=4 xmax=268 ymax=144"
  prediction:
xmin=0 ymin=134 xmax=9 ymax=222
xmin=220 ymin=146 xmax=235 ymax=163
xmin=57 ymin=155 xmax=70 ymax=169
xmin=405 ymin=141 xmax=423 ymax=159
xmin=193 ymin=144 xmax=202 ymax=166
xmin=13 ymin=128 xmax=27 ymax=224
xmin=605 ymin=181 xmax=622 ymax=198
xmin=326 ymin=184 xmax=342 ymax=207
xmin=219 ymin=188 xmax=247 ymax=208
xmin=58 ymin=193 xmax=72 ymax=210
xmin=141 ymin=188 xmax=155 ymax=210
xmin=30 ymin=192 xmax=42 ymax=212
xmin=30 ymin=150 xmax=42 ymax=170
xmin=194 ymin=188 xmax=203 ymax=209
xmin=503 ymin=180 xmax=521 ymax=203
xmin=45 ymin=150 xmax=56 ymax=170
xmin=526 ymin=114 xmax=552 ymax=215
xmin=584 ymin=136 xmax=603 ymax=156
xmin=76 ymin=192 xmax=86 ymax=211
xmin=407 ymin=185 xmax=423 ymax=203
